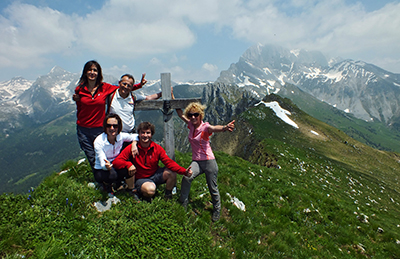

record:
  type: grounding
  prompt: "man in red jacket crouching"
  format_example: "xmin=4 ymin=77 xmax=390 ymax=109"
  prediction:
xmin=113 ymin=121 xmax=192 ymax=201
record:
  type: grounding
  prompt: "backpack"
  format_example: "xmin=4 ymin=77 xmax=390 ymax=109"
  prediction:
xmin=105 ymin=89 xmax=137 ymax=116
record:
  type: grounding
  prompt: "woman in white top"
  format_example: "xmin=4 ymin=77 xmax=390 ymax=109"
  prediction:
xmin=93 ymin=113 xmax=138 ymax=194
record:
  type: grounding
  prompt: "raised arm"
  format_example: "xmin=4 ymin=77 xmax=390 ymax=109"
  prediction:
xmin=171 ymin=89 xmax=189 ymax=124
xmin=176 ymin=108 xmax=189 ymax=124
xmin=208 ymin=120 xmax=235 ymax=133
xmin=132 ymin=73 xmax=148 ymax=91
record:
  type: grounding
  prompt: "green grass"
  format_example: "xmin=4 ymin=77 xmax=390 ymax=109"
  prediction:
xmin=279 ymin=85 xmax=400 ymax=153
xmin=2 ymin=95 xmax=400 ymax=258
xmin=0 ymin=159 xmax=213 ymax=258
xmin=1 ymin=148 xmax=400 ymax=258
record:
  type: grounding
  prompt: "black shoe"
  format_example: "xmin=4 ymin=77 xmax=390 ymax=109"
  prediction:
xmin=114 ymin=181 xmax=128 ymax=192
xmin=102 ymin=183 xmax=114 ymax=195
xmin=164 ymin=193 xmax=173 ymax=200
xmin=129 ymin=189 xmax=141 ymax=202
xmin=142 ymin=196 xmax=153 ymax=203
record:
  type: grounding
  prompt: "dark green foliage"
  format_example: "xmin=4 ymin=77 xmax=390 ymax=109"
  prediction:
xmin=0 ymin=158 xmax=213 ymax=258
xmin=2 ymin=146 xmax=400 ymax=258
xmin=1 ymin=92 xmax=400 ymax=258
xmin=0 ymin=113 xmax=81 ymax=194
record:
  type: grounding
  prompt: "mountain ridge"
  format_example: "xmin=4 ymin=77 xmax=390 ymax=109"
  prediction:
xmin=1 ymin=91 xmax=400 ymax=257
xmin=2 ymin=44 xmax=400 ymax=195
xmin=217 ymin=44 xmax=400 ymax=126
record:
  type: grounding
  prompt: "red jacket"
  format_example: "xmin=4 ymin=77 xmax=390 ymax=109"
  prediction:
xmin=75 ymin=82 xmax=141 ymax=128
xmin=113 ymin=141 xmax=188 ymax=179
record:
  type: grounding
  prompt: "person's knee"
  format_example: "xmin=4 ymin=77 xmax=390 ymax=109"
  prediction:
xmin=93 ymin=170 xmax=106 ymax=183
xmin=183 ymin=174 xmax=195 ymax=182
xmin=164 ymin=169 xmax=177 ymax=181
xmin=141 ymin=182 xmax=156 ymax=197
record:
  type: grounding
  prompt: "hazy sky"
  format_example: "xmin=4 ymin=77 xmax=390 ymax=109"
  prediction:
xmin=0 ymin=0 xmax=399 ymax=82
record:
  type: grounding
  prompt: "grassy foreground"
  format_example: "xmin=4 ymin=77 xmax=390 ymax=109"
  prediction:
xmin=1 ymin=149 xmax=400 ymax=258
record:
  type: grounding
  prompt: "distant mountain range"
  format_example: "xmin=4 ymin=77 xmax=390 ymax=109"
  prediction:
xmin=1 ymin=43 xmax=400 ymax=194
xmin=217 ymin=44 xmax=400 ymax=129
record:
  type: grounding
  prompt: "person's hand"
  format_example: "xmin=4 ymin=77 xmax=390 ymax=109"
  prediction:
xmin=72 ymin=94 xmax=80 ymax=102
xmin=131 ymin=143 xmax=138 ymax=158
xmin=224 ymin=120 xmax=235 ymax=132
xmin=104 ymin=159 xmax=112 ymax=170
xmin=185 ymin=166 xmax=192 ymax=177
xmin=140 ymin=73 xmax=148 ymax=86
xmin=128 ymin=165 xmax=136 ymax=177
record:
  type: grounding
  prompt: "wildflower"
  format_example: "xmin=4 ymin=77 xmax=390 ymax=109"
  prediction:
xmin=66 ymin=198 xmax=69 ymax=206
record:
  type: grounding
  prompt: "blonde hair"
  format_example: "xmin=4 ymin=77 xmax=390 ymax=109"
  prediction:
xmin=184 ymin=102 xmax=206 ymax=121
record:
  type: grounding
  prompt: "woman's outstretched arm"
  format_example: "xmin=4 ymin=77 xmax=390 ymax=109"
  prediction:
xmin=208 ymin=120 xmax=235 ymax=133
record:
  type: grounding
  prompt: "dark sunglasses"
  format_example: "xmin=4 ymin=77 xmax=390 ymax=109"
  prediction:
xmin=121 ymin=82 xmax=133 ymax=88
xmin=188 ymin=113 xmax=200 ymax=118
xmin=106 ymin=124 xmax=119 ymax=128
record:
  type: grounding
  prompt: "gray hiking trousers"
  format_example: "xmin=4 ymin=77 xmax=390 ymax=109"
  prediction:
xmin=179 ymin=159 xmax=220 ymax=211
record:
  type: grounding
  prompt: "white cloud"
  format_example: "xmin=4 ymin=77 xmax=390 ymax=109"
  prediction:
xmin=1 ymin=0 xmax=400 ymax=77
xmin=225 ymin=0 xmax=400 ymax=68
xmin=0 ymin=3 xmax=76 ymax=68
xmin=202 ymin=63 xmax=218 ymax=73
xmin=104 ymin=65 xmax=130 ymax=79
xmin=76 ymin=0 xmax=197 ymax=57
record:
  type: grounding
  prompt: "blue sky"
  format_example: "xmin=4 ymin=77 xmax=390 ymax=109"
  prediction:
xmin=0 ymin=0 xmax=399 ymax=82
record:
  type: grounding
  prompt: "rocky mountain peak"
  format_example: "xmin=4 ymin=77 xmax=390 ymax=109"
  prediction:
xmin=217 ymin=43 xmax=400 ymax=125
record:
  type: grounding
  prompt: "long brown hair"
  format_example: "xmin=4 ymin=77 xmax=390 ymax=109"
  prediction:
xmin=78 ymin=60 xmax=103 ymax=87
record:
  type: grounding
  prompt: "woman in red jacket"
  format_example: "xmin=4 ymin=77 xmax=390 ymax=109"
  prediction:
xmin=73 ymin=60 xmax=144 ymax=169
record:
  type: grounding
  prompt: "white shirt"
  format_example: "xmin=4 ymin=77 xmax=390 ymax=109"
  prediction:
xmin=94 ymin=132 xmax=139 ymax=170
xmin=109 ymin=90 xmax=145 ymax=132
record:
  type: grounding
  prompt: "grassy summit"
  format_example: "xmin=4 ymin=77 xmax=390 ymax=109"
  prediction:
xmin=1 ymin=95 xmax=400 ymax=258
xmin=1 ymin=148 xmax=400 ymax=258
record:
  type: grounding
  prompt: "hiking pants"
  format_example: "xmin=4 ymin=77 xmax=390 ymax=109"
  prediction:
xmin=179 ymin=159 xmax=220 ymax=211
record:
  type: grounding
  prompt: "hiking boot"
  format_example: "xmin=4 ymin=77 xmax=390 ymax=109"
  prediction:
xmin=131 ymin=192 xmax=141 ymax=202
xmin=164 ymin=189 xmax=173 ymax=200
xmin=181 ymin=200 xmax=188 ymax=209
xmin=212 ymin=209 xmax=221 ymax=222
xmin=142 ymin=196 xmax=153 ymax=203
xmin=164 ymin=193 xmax=173 ymax=200
xmin=114 ymin=181 xmax=128 ymax=192
xmin=102 ymin=183 xmax=114 ymax=195
xmin=129 ymin=189 xmax=141 ymax=202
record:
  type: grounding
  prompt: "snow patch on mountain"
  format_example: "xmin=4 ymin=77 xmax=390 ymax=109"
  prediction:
xmin=217 ymin=44 xmax=400 ymax=124
xmin=0 ymin=77 xmax=33 ymax=102
xmin=238 ymin=75 xmax=258 ymax=88
xmin=290 ymin=49 xmax=300 ymax=57
xmin=324 ymin=70 xmax=344 ymax=82
xmin=51 ymin=81 xmax=75 ymax=102
xmin=256 ymin=101 xmax=298 ymax=128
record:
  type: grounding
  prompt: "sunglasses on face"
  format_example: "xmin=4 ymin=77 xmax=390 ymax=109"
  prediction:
xmin=187 ymin=113 xmax=200 ymax=118
xmin=121 ymin=82 xmax=133 ymax=88
xmin=106 ymin=124 xmax=119 ymax=128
